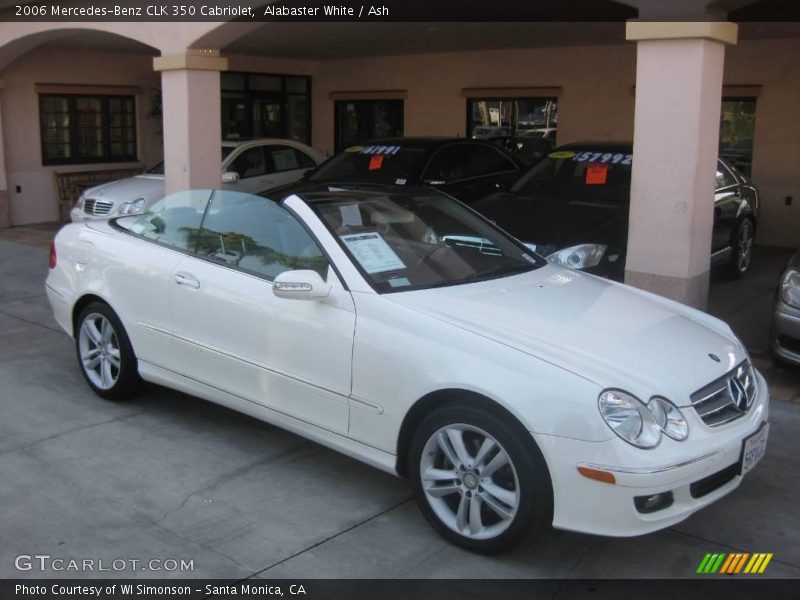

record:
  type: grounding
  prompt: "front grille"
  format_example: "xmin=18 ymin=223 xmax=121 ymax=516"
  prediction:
xmin=690 ymin=463 xmax=739 ymax=498
xmin=84 ymin=198 xmax=114 ymax=215
xmin=691 ymin=361 xmax=757 ymax=427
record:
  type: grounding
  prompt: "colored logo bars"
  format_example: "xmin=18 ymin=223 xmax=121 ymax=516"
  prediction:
xmin=697 ymin=552 xmax=773 ymax=574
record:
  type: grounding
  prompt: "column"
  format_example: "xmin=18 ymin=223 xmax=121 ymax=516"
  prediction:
xmin=624 ymin=21 xmax=738 ymax=309
xmin=153 ymin=50 xmax=228 ymax=194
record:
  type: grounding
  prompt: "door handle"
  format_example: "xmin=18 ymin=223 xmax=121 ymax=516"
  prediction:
xmin=174 ymin=272 xmax=200 ymax=289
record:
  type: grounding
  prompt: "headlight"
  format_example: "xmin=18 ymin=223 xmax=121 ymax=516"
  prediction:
xmin=647 ymin=397 xmax=689 ymax=441
xmin=598 ymin=390 xmax=661 ymax=449
xmin=547 ymin=244 xmax=607 ymax=269
xmin=780 ymin=268 xmax=800 ymax=309
xmin=119 ymin=198 xmax=146 ymax=216
xmin=75 ymin=193 xmax=86 ymax=210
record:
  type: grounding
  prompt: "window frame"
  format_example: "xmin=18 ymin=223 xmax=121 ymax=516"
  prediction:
xmin=465 ymin=96 xmax=559 ymax=142
xmin=220 ymin=71 xmax=312 ymax=145
xmin=39 ymin=93 xmax=138 ymax=166
xmin=333 ymin=98 xmax=405 ymax=153
xmin=719 ymin=95 xmax=757 ymax=178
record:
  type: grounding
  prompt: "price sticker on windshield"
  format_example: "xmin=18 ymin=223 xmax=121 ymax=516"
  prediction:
xmin=369 ymin=155 xmax=384 ymax=170
xmin=585 ymin=163 xmax=608 ymax=185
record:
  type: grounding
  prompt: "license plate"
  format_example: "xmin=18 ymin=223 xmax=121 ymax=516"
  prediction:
xmin=740 ymin=423 xmax=769 ymax=477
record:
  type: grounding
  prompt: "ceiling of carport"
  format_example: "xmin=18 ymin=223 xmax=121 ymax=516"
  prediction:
xmin=223 ymin=22 xmax=629 ymax=60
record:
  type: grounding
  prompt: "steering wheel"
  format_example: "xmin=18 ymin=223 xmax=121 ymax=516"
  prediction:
xmin=409 ymin=241 xmax=452 ymax=276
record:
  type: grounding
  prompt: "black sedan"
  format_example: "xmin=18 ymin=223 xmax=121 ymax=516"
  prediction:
xmin=268 ymin=137 xmax=525 ymax=205
xmin=472 ymin=142 xmax=760 ymax=281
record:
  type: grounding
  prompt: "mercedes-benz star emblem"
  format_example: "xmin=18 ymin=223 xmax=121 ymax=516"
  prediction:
xmin=728 ymin=376 xmax=748 ymax=412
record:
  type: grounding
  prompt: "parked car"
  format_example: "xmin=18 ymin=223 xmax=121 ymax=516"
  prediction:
xmin=270 ymin=137 xmax=524 ymax=205
xmin=770 ymin=249 xmax=800 ymax=367
xmin=486 ymin=135 xmax=554 ymax=166
xmin=47 ymin=187 xmax=769 ymax=553
xmin=472 ymin=142 xmax=760 ymax=281
xmin=70 ymin=139 xmax=325 ymax=222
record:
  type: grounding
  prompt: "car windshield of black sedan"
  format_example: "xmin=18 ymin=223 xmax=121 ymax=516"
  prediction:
xmin=511 ymin=148 xmax=632 ymax=201
xmin=307 ymin=191 xmax=543 ymax=293
xmin=308 ymin=144 xmax=429 ymax=185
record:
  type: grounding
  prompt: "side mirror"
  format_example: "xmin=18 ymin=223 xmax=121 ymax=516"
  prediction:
xmin=222 ymin=171 xmax=240 ymax=184
xmin=272 ymin=269 xmax=331 ymax=301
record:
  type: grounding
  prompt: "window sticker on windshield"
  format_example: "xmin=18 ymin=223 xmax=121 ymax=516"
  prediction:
xmin=360 ymin=145 xmax=401 ymax=156
xmin=340 ymin=232 xmax=407 ymax=274
xmin=339 ymin=204 xmax=363 ymax=227
xmin=369 ymin=155 xmax=384 ymax=170
xmin=388 ymin=277 xmax=411 ymax=288
xmin=573 ymin=151 xmax=632 ymax=165
xmin=548 ymin=151 xmax=576 ymax=159
xmin=345 ymin=146 xmax=364 ymax=153
xmin=395 ymin=178 xmax=407 ymax=185
xmin=585 ymin=163 xmax=609 ymax=185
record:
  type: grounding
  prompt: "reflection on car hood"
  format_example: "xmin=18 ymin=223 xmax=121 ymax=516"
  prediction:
xmin=84 ymin=175 xmax=165 ymax=204
xmin=473 ymin=192 xmax=628 ymax=249
xmin=388 ymin=266 xmax=745 ymax=402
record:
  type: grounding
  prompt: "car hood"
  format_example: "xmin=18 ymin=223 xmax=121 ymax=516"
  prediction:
xmin=473 ymin=192 xmax=627 ymax=253
xmin=387 ymin=266 xmax=745 ymax=404
xmin=84 ymin=175 xmax=165 ymax=204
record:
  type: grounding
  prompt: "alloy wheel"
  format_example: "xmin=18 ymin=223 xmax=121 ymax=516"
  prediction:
xmin=419 ymin=424 xmax=520 ymax=540
xmin=78 ymin=313 xmax=121 ymax=390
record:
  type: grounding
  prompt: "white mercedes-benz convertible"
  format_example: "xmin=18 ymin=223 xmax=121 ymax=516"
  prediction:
xmin=45 ymin=187 xmax=769 ymax=553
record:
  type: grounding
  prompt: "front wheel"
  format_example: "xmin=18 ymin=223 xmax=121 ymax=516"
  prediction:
xmin=76 ymin=302 xmax=141 ymax=400
xmin=410 ymin=403 xmax=552 ymax=553
xmin=729 ymin=218 xmax=755 ymax=278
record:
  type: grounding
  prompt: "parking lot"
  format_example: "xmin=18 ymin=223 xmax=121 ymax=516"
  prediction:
xmin=1 ymin=232 xmax=799 ymax=580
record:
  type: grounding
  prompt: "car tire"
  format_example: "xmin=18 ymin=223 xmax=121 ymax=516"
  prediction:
xmin=729 ymin=217 xmax=755 ymax=278
xmin=410 ymin=402 xmax=552 ymax=554
xmin=75 ymin=302 xmax=141 ymax=400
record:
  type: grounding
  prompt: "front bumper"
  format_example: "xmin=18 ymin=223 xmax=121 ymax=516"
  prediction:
xmin=770 ymin=297 xmax=800 ymax=366
xmin=534 ymin=370 xmax=769 ymax=537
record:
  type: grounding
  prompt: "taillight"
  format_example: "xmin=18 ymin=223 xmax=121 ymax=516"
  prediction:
xmin=48 ymin=241 xmax=57 ymax=269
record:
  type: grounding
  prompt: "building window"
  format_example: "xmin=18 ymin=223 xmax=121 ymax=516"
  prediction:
xmin=39 ymin=94 xmax=137 ymax=166
xmin=467 ymin=98 xmax=558 ymax=143
xmin=221 ymin=72 xmax=311 ymax=144
xmin=334 ymin=99 xmax=404 ymax=153
xmin=719 ymin=97 xmax=756 ymax=176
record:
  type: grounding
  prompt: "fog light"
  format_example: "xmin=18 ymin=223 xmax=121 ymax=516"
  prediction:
xmin=634 ymin=491 xmax=674 ymax=514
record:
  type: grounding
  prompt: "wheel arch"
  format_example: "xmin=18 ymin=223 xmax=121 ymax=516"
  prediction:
xmin=71 ymin=293 xmax=113 ymax=337
xmin=395 ymin=388 xmax=533 ymax=478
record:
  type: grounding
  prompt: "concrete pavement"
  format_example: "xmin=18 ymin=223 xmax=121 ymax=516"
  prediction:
xmin=1 ymin=237 xmax=798 ymax=579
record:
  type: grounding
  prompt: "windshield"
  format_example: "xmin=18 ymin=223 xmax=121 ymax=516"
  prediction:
xmin=306 ymin=190 xmax=543 ymax=293
xmin=511 ymin=148 xmax=632 ymax=201
xmin=308 ymin=144 xmax=429 ymax=185
xmin=146 ymin=147 xmax=236 ymax=175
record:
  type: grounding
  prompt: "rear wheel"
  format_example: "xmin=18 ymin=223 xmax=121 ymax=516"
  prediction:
xmin=410 ymin=403 xmax=552 ymax=553
xmin=76 ymin=302 xmax=141 ymax=400
xmin=729 ymin=218 xmax=755 ymax=278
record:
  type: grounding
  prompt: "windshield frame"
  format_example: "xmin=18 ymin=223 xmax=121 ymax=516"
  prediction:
xmin=296 ymin=189 xmax=546 ymax=294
